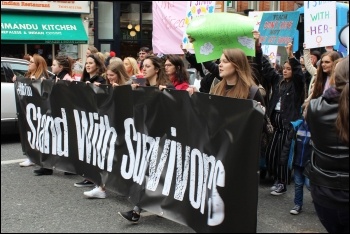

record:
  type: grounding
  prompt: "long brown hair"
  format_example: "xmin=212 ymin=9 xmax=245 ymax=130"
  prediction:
xmin=25 ymin=54 xmax=49 ymax=79
xmin=311 ymin=51 xmax=340 ymax=99
xmin=106 ymin=60 xmax=130 ymax=85
xmin=210 ymin=48 xmax=255 ymax=99
xmin=143 ymin=55 xmax=171 ymax=87
xmin=82 ymin=54 xmax=106 ymax=82
xmin=55 ymin=55 xmax=74 ymax=76
xmin=334 ymin=56 xmax=349 ymax=145
xmin=165 ymin=54 xmax=189 ymax=83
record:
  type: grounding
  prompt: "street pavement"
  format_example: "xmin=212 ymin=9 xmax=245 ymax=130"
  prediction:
xmin=1 ymin=135 xmax=326 ymax=233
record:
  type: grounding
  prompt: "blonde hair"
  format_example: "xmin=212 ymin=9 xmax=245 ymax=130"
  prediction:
xmin=109 ymin=57 xmax=123 ymax=64
xmin=124 ymin=57 xmax=141 ymax=76
xmin=87 ymin=46 xmax=98 ymax=54
xmin=104 ymin=51 xmax=110 ymax=59
xmin=95 ymin=52 xmax=106 ymax=64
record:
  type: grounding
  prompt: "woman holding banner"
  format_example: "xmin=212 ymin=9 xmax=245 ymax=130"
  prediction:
xmin=118 ymin=55 xmax=173 ymax=223
xmin=80 ymin=54 xmax=107 ymax=85
xmin=74 ymin=54 xmax=106 ymax=188
xmin=105 ymin=60 xmax=132 ymax=86
xmin=83 ymin=60 xmax=132 ymax=199
xmin=164 ymin=54 xmax=190 ymax=90
xmin=131 ymin=55 xmax=173 ymax=90
xmin=17 ymin=54 xmax=50 ymax=172
xmin=209 ymin=48 xmax=264 ymax=104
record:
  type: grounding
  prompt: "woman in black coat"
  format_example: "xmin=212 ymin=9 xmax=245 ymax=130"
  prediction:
xmin=260 ymin=42 xmax=305 ymax=196
xmin=305 ymin=56 xmax=349 ymax=233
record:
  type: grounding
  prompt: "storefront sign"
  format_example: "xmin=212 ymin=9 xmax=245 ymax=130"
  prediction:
xmin=1 ymin=12 xmax=88 ymax=44
xmin=1 ymin=1 xmax=90 ymax=14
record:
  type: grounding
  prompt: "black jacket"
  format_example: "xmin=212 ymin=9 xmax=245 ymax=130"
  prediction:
xmin=82 ymin=74 xmax=106 ymax=84
xmin=305 ymin=87 xmax=349 ymax=191
xmin=185 ymin=52 xmax=205 ymax=78
xmin=261 ymin=56 xmax=305 ymax=129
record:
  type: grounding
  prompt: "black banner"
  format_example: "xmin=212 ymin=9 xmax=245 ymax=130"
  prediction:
xmin=15 ymin=79 xmax=264 ymax=233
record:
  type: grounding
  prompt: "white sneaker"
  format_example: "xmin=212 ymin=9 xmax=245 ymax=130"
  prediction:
xmin=84 ymin=186 xmax=106 ymax=199
xmin=19 ymin=159 xmax=35 ymax=167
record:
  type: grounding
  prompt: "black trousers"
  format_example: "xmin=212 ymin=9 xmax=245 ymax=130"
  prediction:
xmin=265 ymin=111 xmax=291 ymax=184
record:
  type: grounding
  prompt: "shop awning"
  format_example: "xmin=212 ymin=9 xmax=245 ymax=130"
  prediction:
xmin=1 ymin=12 xmax=88 ymax=44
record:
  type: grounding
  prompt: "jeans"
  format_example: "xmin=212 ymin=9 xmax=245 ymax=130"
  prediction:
xmin=293 ymin=166 xmax=310 ymax=206
xmin=313 ymin=202 xmax=349 ymax=233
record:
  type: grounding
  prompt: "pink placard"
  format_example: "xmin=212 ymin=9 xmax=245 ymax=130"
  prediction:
xmin=152 ymin=1 xmax=186 ymax=54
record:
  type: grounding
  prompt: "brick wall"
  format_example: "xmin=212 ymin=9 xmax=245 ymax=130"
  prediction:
xmin=237 ymin=1 xmax=249 ymax=12
xmin=234 ymin=1 xmax=300 ymax=13
xmin=259 ymin=2 xmax=269 ymax=11
xmin=280 ymin=1 xmax=297 ymax=11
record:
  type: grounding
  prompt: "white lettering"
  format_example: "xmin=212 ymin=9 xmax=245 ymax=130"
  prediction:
xmin=26 ymin=104 xmax=68 ymax=156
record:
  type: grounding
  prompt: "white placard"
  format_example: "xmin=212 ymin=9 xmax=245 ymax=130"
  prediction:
xmin=304 ymin=1 xmax=336 ymax=49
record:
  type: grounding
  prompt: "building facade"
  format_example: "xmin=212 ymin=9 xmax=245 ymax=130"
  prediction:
xmin=2 ymin=1 xmax=348 ymax=62
xmin=1 ymin=1 xmax=90 ymax=64
xmin=91 ymin=1 xmax=310 ymax=59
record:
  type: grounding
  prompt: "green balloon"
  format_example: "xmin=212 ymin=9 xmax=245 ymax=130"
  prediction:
xmin=186 ymin=13 xmax=256 ymax=62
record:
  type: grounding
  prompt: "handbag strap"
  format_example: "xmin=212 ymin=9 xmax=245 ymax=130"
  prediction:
xmin=248 ymin=85 xmax=259 ymax=100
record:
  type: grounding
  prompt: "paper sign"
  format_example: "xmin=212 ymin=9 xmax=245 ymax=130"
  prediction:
xmin=258 ymin=11 xmax=300 ymax=46
xmin=304 ymin=1 xmax=336 ymax=49
xmin=262 ymin=45 xmax=279 ymax=63
xmin=186 ymin=13 xmax=255 ymax=63
xmin=182 ymin=1 xmax=216 ymax=50
xmin=248 ymin=11 xmax=280 ymax=64
xmin=152 ymin=1 xmax=187 ymax=54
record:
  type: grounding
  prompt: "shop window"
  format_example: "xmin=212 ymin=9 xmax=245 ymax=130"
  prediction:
xmin=249 ymin=1 xmax=259 ymax=11
xmin=227 ymin=1 xmax=238 ymax=12
xmin=98 ymin=2 xmax=114 ymax=39
xmin=119 ymin=2 xmax=152 ymax=59
xmin=121 ymin=3 xmax=141 ymax=39
xmin=270 ymin=1 xmax=280 ymax=11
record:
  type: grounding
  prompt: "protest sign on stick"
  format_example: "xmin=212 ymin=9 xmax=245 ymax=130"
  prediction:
xmin=258 ymin=11 xmax=300 ymax=46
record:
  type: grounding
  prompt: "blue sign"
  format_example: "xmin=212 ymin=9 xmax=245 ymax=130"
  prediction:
xmin=258 ymin=11 xmax=300 ymax=46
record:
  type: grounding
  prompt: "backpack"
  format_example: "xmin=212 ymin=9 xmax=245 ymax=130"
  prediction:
xmin=287 ymin=119 xmax=312 ymax=169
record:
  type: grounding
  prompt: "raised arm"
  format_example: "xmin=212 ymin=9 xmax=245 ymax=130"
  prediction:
xmin=303 ymin=48 xmax=317 ymax=77
xmin=286 ymin=43 xmax=305 ymax=92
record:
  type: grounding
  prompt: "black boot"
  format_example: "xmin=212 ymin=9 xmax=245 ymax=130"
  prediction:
xmin=34 ymin=168 xmax=53 ymax=176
